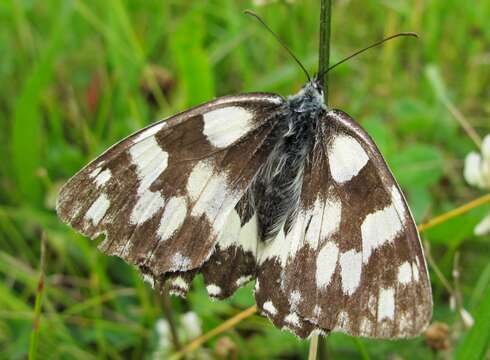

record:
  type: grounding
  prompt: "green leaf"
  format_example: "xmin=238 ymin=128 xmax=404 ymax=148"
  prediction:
xmin=170 ymin=9 xmax=215 ymax=106
xmin=392 ymin=99 xmax=435 ymax=136
xmin=425 ymin=64 xmax=450 ymax=104
xmin=389 ymin=144 xmax=444 ymax=188
xmin=455 ymin=285 xmax=490 ymax=360
xmin=10 ymin=3 xmax=73 ymax=206
xmin=426 ymin=205 xmax=487 ymax=246
xmin=362 ymin=116 xmax=396 ymax=156
xmin=405 ymin=186 xmax=431 ymax=224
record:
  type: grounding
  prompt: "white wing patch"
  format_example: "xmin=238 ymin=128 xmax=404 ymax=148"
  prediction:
xmin=284 ymin=313 xmax=301 ymax=327
xmin=320 ymin=196 xmax=342 ymax=241
xmin=263 ymin=300 xmax=278 ymax=316
xmin=129 ymin=136 xmax=169 ymax=191
xmin=186 ymin=160 xmax=214 ymax=202
xmin=216 ymin=210 xmax=241 ymax=249
xmin=157 ymin=196 xmax=187 ymax=241
xmin=378 ymin=287 xmax=395 ymax=321
xmin=238 ymin=214 xmax=259 ymax=254
xmin=91 ymin=168 xmax=112 ymax=187
xmin=85 ymin=193 xmax=110 ymax=226
xmin=170 ymin=276 xmax=189 ymax=292
xmin=191 ymin=174 xmax=231 ymax=223
xmin=89 ymin=167 xmax=102 ymax=178
xmin=203 ymin=106 xmax=254 ymax=148
xmin=361 ymin=203 xmax=403 ymax=263
xmin=339 ymin=249 xmax=363 ymax=295
xmin=257 ymin=228 xmax=288 ymax=265
xmin=130 ymin=190 xmax=165 ymax=225
xmin=236 ymin=275 xmax=252 ymax=287
xmin=217 ymin=210 xmax=258 ymax=254
xmin=129 ymin=136 xmax=169 ymax=224
xmin=328 ymin=135 xmax=369 ymax=184
xmin=397 ymin=261 xmax=412 ymax=285
xmin=316 ymin=241 xmax=339 ymax=289
xmin=206 ymin=284 xmax=222 ymax=297
xmin=258 ymin=195 xmax=341 ymax=268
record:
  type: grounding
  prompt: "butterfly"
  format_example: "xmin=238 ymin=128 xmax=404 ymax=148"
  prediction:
xmin=56 ymin=30 xmax=432 ymax=339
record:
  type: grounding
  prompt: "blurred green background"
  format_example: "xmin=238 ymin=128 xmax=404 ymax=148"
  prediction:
xmin=1 ymin=0 xmax=490 ymax=359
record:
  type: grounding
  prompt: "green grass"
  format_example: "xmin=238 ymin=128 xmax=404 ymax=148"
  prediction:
xmin=1 ymin=0 xmax=490 ymax=359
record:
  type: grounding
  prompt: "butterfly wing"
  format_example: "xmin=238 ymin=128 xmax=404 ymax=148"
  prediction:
xmin=255 ymin=109 xmax=432 ymax=339
xmin=164 ymin=197 xmax=261 ymax=299
xmin=56 ymin=93 xmax=284 ymax=280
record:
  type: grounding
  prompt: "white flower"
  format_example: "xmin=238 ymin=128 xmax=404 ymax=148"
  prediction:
xmin=464 ymin=135 xmax=490 ymax=188
xmin=474 ymin=213 xmax=490 ymax=236
xmin=181 ymin=311 xmax=202 ymax=339
xmin=464 ymin=134 xmax=490 ymax=235
xmin=153 ymin=319 xmax=172 ymax=359
xmin=460 ymin=308 xmax=475 ymax=329
xmin=152 ymin=312 xmax=210 ymax=360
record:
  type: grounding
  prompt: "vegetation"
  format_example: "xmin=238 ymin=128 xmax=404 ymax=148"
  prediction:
xmin=1 ymin=0 xmax=489 ymax=358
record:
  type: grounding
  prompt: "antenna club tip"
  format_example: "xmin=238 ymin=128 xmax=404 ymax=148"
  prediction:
xmin=398 ymin=31 xmax=420 ymax=38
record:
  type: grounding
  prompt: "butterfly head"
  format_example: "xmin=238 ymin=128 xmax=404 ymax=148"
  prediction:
xmin=287 ymin=80 xmax=326 ymax=114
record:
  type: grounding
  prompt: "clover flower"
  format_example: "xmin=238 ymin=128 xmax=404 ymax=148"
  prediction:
xmin=464 ymin=134 xmax=490 ymax=235
xmin=153 ymin=312 xmax=211 ymax=360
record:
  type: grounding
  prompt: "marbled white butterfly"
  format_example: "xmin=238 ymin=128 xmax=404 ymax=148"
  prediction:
xmin=56 ymin=18 xmax=432 ymax=339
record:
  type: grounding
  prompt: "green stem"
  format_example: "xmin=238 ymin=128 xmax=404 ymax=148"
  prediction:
xmin=159 ymin=285 xmax=182 ymax=351
xmin=28 ymin=233 xmax=46 ymax=360
xmin=309 ymin=3 xmax=332 ymax=359
xmin=318 ymin=0 xmax=332 ymax=105
xmin=308 ymin=334 xmax=319 ymax=360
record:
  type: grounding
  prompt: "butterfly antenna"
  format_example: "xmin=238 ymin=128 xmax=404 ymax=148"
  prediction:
xmin=317 ymin=32 xmax=418 ymax=79
xmin=244 ymin=10 xmax=312 ymax=82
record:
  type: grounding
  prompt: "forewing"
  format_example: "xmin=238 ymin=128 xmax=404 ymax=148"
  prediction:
xmin=56 ymin=93 xmax=284 ymax=279
xmin=262 ymin=109 xmax=432 ymax=339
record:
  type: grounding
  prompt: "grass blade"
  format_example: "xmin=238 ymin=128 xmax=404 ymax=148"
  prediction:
xmin=455 ymin=285 xmax=490 ymax=360
xmin=10 ymin=2 xmax=74 ymax=206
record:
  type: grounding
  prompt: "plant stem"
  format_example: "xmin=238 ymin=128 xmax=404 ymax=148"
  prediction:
xmin=28 ymin=233 xmax=46 ymax=360
xmin=309 ymin=2 xmax=332 ymax=358
xmin=308 ymin=334 xmax=319 ymax=360
xmin=170 ymin=306 xmax=258 ymax=360
xmin=160 ymin=285 xmax=182 ymax=351
xmin=318 ymin=0 xmax=332 ymax=105
xmin=417 ymin=193 xmax=490 ymax=232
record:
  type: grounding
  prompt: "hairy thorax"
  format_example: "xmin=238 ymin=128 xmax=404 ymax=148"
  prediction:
xmin=251 ymin=83 xmax=326 ymax=240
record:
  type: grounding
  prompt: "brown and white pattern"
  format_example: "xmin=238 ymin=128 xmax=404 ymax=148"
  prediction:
xmin=274 ymin=110 xmax=432 ymax=338
xmin=57 ymin=93 xmax=283 ymax=278
xmin=57 ymin=81 xmax=432 ymax=341
xmin=201 ymin=203 xmax=258 ymax=299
